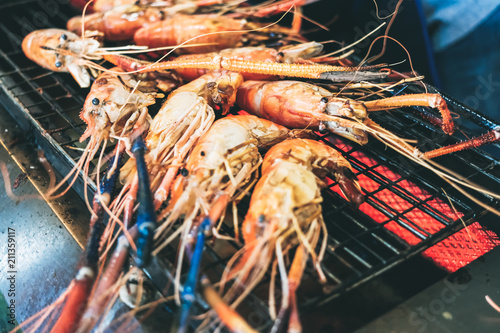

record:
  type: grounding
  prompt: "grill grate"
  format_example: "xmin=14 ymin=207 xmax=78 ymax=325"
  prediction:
xmin=1 ymin=0 xmax=500 ymax=330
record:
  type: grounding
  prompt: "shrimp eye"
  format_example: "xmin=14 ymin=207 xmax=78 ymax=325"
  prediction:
xmin=321 ymin=97 xmax=329 ymax=104
xmin=60 ymin=34 xmax=67 ymax=41
xmin=92 ymin=98 xmax=100 ymax=106
xmin=180 ymin=168 xmax=189 ymax=177
xmin=55 ymin=61 xmax=62 ymax=68
xmin=200 ymin=151 xmax=205 ymax=156
xmin=277 ymin=51 xmax=284 ymax=57
xmin=258 ymin=214 xmax=265 ymax=223
xmin=318 ymin=122 xmax=328 ymax=134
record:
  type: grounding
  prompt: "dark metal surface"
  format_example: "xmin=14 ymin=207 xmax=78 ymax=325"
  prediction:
xmin=0 ymin=0 xmax=499 ymax=331
xmin=357 ymin=246 xmax=500 ymax=333
xmin=0 ymin=104 xmax=85 ymax=325
xmin=0 ymin=1 xmax=97 ymax=211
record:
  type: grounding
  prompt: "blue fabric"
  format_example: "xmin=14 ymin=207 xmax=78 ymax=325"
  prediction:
xmin=415 ymin=0 xmax=442 ymax=88
xmin=422 ymin=0 xmax=500 ymax=51
xmin=433 ymin=6 xmax=500 ymax=123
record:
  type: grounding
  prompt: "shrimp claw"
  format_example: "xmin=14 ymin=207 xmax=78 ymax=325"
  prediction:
xmin=50 ymin=144 xmax=125 ymax=332
xmin=175 ymin=217 xmax=211 ymax=333
xmin=103 ymin=53 xmax=388 ymax=81
xmin=132 ymin=135 xmax=157 ymax=268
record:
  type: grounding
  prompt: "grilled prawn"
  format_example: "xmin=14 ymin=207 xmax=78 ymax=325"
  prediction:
xmin=21 ymin=28 xmax=185 ymax=88
xmin=114 ymin=71 xmax=244 ymax=231
xmin=47 ymin=68 xmax=164 ymax=200
xmin=69 ymin=0 xmax=299 ymax=45
xmin=218 ymin=139 xmax=363 ymax=333
xmin=236 ymin=79 xmax=456 ymax=148
xmin=236 ymin=79 xmax=500 ymax=160
xmin=67 ymin=1 xmax=200 ymax=42
xmin=129 ymin=0 xmax=316 ymax=53
xmin=132 ymin=14 xmax=247 ymax=53
xmin=103 ymin=45 xmax=386 ymax=82
xmin=153 ymin=116 xmax=293 ymax=302
xmin=22 ymin=29 xmax=101 ymax=87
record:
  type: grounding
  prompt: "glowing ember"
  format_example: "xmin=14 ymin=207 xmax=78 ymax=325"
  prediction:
xmin=327 ymin=138 xmax=500 ymax=273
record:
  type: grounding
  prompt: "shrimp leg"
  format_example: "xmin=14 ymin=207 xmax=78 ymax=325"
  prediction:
xmin=364 ymin=93 xmax=455 ymax=135
xmin=78 ymin=135 xmax=159 ymax=331
xmin=201 ymin=277 xmax=258 ymax=333
xmin=422 ymin=127 xmax=500 ymax=159
xmin=364 ymin=96 xmax=500 ymax=156
xmin=76 ymin=235 xmax=131 ymax=333
xmin=50 ymin=143 xmax=125 ymax=332
xmin=173 ymin=217 xmax=211 ymax=333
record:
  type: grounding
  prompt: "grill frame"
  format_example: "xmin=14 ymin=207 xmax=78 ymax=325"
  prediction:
xmin=1 ymin=0 xmax=499 ymax=330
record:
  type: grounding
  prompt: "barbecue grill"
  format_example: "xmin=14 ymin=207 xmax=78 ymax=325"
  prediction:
xmin=1 ymin=0 xmax=500 ymax=331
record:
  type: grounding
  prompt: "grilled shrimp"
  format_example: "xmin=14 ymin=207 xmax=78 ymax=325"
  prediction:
xmin=237 ymin=79 xmax=500 ymax=158
xmin=67 ymin=4 xmax=167 ymax=42
xmin=83 ymin=69 xmax=165 ymax=136
xmin=129 ymin=0 xmax=330 ymax=54
xmin=104 ymin=45 xmax=386 ymax=82
xmin=133 ymin=14 xmax=247 ymax=53
xmin=22 ymin=29 xmax=100 ymax=87
xmin=47 ymin=68 xmax=163 ymax=200
xmin=18 ymin=71 xmax=164 ymax=332
xmin=80 ymin=68 xmax=162 ymax=141
xmin=153 ymin=115 xmax=292 ymax=302
xmin=155 ymin=115 xmax=291 ymax=240
xmin=219 ymin=139 xmax=363 ymax=333
xmin=115 ymin=71 xmax=244 ymax=229
xmin=69 ymin=0 xmax=251 ymax=42
xmin=21 ymin=28 xmax=183 ymax=88
xmin=236 ymin=79 xmax=455 ymax=145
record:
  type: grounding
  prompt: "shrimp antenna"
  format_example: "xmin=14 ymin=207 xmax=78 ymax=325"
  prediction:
xmin=81 ymin=0 xmax=95 ymax=44
xmin=172 ymin=217 xmax=211 ymax=333
xmin=314 ymin=21 xmax=386 ymax=58
xmin=368 ymin=0 xmax=404 ymax=63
